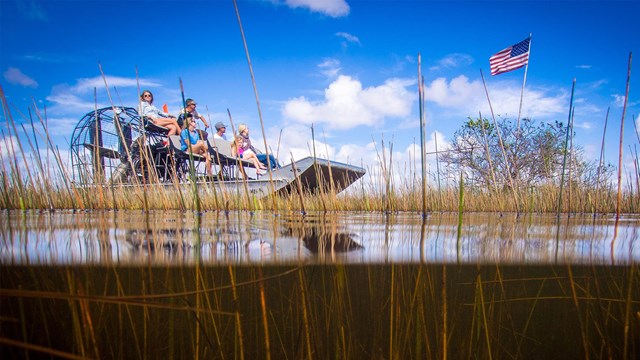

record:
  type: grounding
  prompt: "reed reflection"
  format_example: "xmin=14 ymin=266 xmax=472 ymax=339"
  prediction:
xmin=1 ymin=211 xmax=639 ymax=265
xmin=123 ymin=211 xmax=275 ymax=263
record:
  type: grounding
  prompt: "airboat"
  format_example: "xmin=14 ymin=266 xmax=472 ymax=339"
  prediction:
xmin=69 ymin=106 xmax=366 ymax=198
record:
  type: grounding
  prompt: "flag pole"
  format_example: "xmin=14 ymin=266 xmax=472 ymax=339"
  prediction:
xmin=480 ymin=69 xmax=520 ymax=213
xmin=515 ymin=33 xmax=532 ymax=135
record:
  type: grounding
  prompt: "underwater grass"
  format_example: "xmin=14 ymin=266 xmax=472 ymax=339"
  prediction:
xmin=1 ymin=265 xmax=638 ymax=359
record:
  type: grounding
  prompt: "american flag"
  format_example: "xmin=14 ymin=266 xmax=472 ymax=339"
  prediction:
xmin=490 ymin=37 xmax=530 ymax=76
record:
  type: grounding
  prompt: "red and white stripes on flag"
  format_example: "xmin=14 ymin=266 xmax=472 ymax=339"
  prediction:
xmin=490 ymin=37 xmax=530 ymax=76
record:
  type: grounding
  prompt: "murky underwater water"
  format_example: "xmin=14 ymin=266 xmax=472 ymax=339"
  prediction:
xmin=1 ymin=210 xmax=638 ymax=265
xmin=1 ymin=210 xmax=639 ymax=358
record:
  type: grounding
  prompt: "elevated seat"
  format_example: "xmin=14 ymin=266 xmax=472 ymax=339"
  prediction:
xmin=143 ymin=116 xmax=169 ymax=135
xmin=83 ymin=143 xmax=120 ymax=159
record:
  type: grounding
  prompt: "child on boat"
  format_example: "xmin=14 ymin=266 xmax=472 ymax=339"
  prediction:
xmin=237 ymin=124 xmax=279 ymax=169
xmin=231 ymin=134 xmax=266 ymax=176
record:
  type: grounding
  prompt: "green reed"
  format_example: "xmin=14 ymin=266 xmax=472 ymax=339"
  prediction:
xmin=1 ymin=83 xmax=639 ymax=214
xmin=2 ymin=264 xmax=637 ymax=358
xmin=2 ymin=163 xmax=639 ymax=214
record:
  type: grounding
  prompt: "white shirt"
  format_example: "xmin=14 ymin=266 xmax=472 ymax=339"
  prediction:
xmin=213 ymin=133 xmax=228 ymax=141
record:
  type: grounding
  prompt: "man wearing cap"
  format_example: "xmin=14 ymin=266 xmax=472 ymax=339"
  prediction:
xmin=178 ymin=98 xmax=209 ymax=140
xmin=212 ymin=122 xmax=228 ymax=141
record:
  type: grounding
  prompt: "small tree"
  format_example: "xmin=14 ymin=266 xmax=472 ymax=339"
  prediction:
xmin=442 ymin=117 xmax=571 ymax=189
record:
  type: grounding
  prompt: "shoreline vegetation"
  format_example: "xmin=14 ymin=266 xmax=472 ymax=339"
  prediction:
xmin=0 ymin=51 xmax=636 ymax=214
xmin=1 ymin=103 xmax=639 ymax=214
xmin=0 ymin=178 xmax=639 ymax=214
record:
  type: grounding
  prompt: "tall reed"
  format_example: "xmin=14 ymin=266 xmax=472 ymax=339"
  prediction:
xmin=2 ymin=87 xmax=640 ymax=214
xmin=616 ymin=52 xmax=633 ymax=219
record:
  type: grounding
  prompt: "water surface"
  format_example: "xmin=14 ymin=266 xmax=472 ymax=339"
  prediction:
xmin=2 ymin=210 xmax=637 ymax=265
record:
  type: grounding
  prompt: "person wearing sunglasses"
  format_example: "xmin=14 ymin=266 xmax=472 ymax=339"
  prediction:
xmin=139 ymin=90 xmax=180 ymax=137
xmin=180 ymin=115 xmax=213 ymax=177
xmin=177 ymin=98 xmax=209 ymax=140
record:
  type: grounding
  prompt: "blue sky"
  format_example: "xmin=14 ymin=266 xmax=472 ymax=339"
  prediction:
xmin=1 ymin=0 xmax=638 ymax=184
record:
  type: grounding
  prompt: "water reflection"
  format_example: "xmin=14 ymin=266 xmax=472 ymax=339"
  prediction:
xmin=301 ymin=229 xmax=363 ymax=254
xmin=0 ymin=210 xmax=638 ymax=265
xmin=283 ymin=215 xmax=364 ymax=254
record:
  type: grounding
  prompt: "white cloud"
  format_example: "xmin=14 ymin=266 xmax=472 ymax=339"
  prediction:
xmin=404 ymin=131 xmax=450 ymax=164
xmin=71 ymin=76 xmax=160 ymax=94
xmin=269 ymin=127 xmax=453 ymax=192
xmin=521 ymin=88 xmax=567 ymax=119
xmin=263 ymin=123 xmax=316 ymax=161
xmin=335 ymin=142 xmax=375 ymax=165
xmin=430 ymin=53 xmax=474 ymax=70
xmin=3 ymin=67 xmax=38 ymax=88
xmin=44 ymin=76 xmax=164 ymax=115
xmin=573 ymin=121 xmax=592 ymax=130
xmin=22 ymin=54 xmax=79 ymax=63
xmin=46 ymin=86 xmax=98 ymax=113
xmin=260 ymin=122 xmax=377 ymax=167
xmin=336 ymin=32 xmax=361 ymax=46
xmin=611 ymin=94 xmax=639 ymax=108
xmin=1 ymin=135 xmax=20 ymax=160
xmin=40 ymin=117 xmax=82 ymax=137
xmin=576 ymin=65 xmax=592 ymax=69
xmin=318 ymin=58 xmax=342 ymax=79
xmin=283 ymin=75 xmax=416 ymax=130
xmin=349 ymin=131 xmax=454 ymax=191
xmin=425 ymin=75 xmax=483 ymax=109
xmin=572 ymin=98 xmax=601 ymax=119
xmin=583 ymin=79 xmax=607 ymax=91
xmin=424 ymin=75 xmax=567 ymax=120
xmin=284 ymin=0 xmax=350 ymax=17
xmin=0 ymin=135 xmax=70 ymax=183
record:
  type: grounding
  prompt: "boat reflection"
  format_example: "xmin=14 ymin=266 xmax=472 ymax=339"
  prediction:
xmin=283 ymin=222 xmax=363 ymax=254
xmin=1 ymin=211 xmax=639 ymax=265
xmin=301 ymin=228 xmax=363 ymax=253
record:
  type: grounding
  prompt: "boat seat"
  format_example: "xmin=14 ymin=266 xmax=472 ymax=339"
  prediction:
xmin=83 ymin=143 xmax=120 ymax=159
xmin=209 ymin=138 xmax=255 ymax=168
xmin=143 ymin=117 xmax=169 ymax=135
xmin=169 ymin=135 xmax=206 ymax=161
xmin=168 ymin=135 xmax=207 ymax=180
xmin=208 ymin=137 xmax=263 ymax=179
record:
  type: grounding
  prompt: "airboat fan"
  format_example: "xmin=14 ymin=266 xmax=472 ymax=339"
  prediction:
xmin=70 ymin=106 xmax=142 ymax=184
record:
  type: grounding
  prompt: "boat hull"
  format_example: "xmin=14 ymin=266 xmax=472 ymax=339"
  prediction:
xmin=200 ymin=156 xmax=366 ymax=197
xmin=270 ymin=157 xmax=366 ymax=195
xmin=90 ymin=156 xmax=365 ymax=199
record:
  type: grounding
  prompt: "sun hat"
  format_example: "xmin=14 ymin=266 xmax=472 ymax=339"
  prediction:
xmin=215 ymin=121 xmax=227 ymax=130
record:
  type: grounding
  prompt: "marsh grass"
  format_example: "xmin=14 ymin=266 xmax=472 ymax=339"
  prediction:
xmin=1 ymin=82 xmax=639 ymax=214
xmin=1 ymin=265 xmax=638 ymax=359
xmin=0 ymin=166 xmax=638 ymax=214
